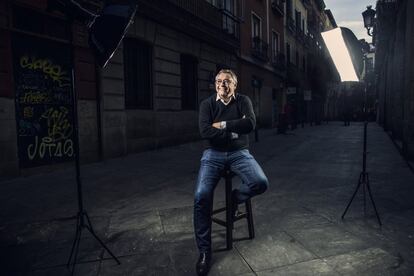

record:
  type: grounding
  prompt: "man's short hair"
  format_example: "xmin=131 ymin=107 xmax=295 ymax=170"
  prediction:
xmin=216 ymin=69 xmax=238 ymax=86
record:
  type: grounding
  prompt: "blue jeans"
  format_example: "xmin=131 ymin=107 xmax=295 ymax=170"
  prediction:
xmin=193 ymin=148 xmax=268 ymax=253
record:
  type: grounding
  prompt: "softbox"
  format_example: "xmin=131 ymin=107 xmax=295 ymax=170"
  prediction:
xmin=89 ymin=2 xmax=138 ymax=67
xmin=321 ymin=27 xmax=364 ymax=82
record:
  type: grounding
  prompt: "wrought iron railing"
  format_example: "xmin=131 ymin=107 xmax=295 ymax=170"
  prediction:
xmin=251 ymin=37 xmax=269 ymax=61
xmin=287 ymin=16 xmax=295 ymax=33
xmin=271 ymin=53 xmax=286 ymax=70
xmin=271 ymin=0 xmax=284 ymax=16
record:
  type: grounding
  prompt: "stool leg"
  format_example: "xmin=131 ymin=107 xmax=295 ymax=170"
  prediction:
xmin=246 ymin=200 xmax=255 ymax=239
xmin=225 ymin=176 xmax=233 ymax=250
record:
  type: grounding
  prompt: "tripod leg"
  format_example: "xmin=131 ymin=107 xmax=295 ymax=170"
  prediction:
xmin=365 ymin=174 xmax=382 ymax=226
xmin=70 ymin=225 xmax=83 ymax=276
xmin=363 ymin=174 xmax=367 ymax=216
xmin=84 ymin=213 xmax=121 ymax=264
xmin=67 ymin=214 xmax=82 ymax=267
xmin=342 ymin=173 xmax=363 ymax=219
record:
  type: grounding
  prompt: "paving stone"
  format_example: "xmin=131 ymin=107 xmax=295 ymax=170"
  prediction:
xmin=1 ymin=124 xmax=414 ymax=275
xmin=323 ymin=247 xmax=402 ymax=276
xmin=288 ymin=225 xmax=369 ymax=258
xmin=99 ymin=253 xmax=173 ymax=276
xmin=256 ymin=259 xmax=339 ymax=276
xmin=235 ymin=231 xmax=315 ymax=271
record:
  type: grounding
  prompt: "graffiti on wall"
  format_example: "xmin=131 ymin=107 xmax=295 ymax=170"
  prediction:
xmin=13 ymin=34 xmax=75 ymax=168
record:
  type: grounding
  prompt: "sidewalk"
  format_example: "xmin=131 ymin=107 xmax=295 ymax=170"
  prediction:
xmin=1 ymin=122 xmax=414 ymax=275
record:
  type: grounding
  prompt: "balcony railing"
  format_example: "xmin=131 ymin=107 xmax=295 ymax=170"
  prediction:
xmin=168 ymin=0 xmax=222 ymax=29
xmin=301 ymin=0 xmax=311 ymax=7
xmin=271 ymin=0 xmax=284 ymax=16
xmin=287 ymin=16 xmax=295 ymax=34
xmin=271 ymin=53 xmax=286 ymax=70
xmin=296 ymin=28 xmax=305 ymax=42
xmin=304 ymin=34 xmax=312 ymax=48
xmin=251 ymin=37 xmax=269 ymax=61
xmin=137 ymin=0 xmax=240 ymax=50
xmin=222 ymin=10 xmax=240 ymax=39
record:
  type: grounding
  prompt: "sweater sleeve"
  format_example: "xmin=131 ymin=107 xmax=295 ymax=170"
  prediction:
xmin=199 ymin=99 xmax=230 ymax=141
xmin=225 ymin=95 xmax=256 ymax=134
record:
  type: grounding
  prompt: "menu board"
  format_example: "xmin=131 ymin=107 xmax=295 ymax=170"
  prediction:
xmin=12 ymin=34 xmax=75 ymax=168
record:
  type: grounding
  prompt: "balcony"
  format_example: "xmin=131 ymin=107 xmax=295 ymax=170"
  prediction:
xmin=296 ymin=28 xmax=305 ymax=42
xmin=304 ymin=34 xmax=312 ymax=48
xmin=287 ymin=16 xmax=295 ymax=34
xmin=271 ymin=53 xmax=286 ymax=70
xmin=136 ymin=0 xmax=240 ymax=51
xmin=251 ymin=37 xmax=269 ymax=61
xmin=271 ymin=0 xmax=284 ymax=17
xmin=301 ymin=0 xmax=312 ymax=7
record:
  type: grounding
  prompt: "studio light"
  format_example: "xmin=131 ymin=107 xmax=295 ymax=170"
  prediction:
xmin=321 ymin=27 xmax=363 ymax=82
xmin=47 ymin=0 xmax=138 ymax=67
xmin=46 ymin=1 xmax=138 ymax=273
xmin=322 ymin=21 xmax=381 ymax=226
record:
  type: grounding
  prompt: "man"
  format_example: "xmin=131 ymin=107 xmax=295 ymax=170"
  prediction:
xmin=194 ymin=69 xmax=269 ymax=275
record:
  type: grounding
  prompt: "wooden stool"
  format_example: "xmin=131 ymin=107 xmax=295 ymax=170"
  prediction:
xmin=212 ymin=169 xmax=255 ymax=250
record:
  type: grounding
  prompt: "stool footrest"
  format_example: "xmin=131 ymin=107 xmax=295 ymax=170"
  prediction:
xmin=234 ymin=212 xmax=247 ymax=221
xmin=212 ymin=217 xmax=226 ymax=227
xmin=212 ymin=207 xmax=226 ymax=215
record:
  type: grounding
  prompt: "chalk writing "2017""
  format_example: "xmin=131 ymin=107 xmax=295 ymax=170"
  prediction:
xmin=20 ymin=56 xmax=70 ymax=87
xmin=27 ymin=136 xmax=74 ymax=160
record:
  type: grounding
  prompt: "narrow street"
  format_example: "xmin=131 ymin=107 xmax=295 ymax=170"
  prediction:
xmin=1 ymin=122 xmax=413 ymax=275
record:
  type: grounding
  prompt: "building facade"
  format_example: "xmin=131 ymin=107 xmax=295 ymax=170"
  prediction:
xmin=374 ymin=0 xmax=414 ymax=160
xmin=0 ymin=0 xmax=338 ymax=177
xmin=0 ymin=0 xmax=240 ymax=176
xmin=238 ymin=0 xmax=286 ymax=129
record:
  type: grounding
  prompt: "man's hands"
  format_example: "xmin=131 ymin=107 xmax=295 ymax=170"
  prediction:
xmin=212 ymin=122 xmax=222 ymax=129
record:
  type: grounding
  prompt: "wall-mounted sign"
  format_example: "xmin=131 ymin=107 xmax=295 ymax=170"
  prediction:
xmin=12 ymin=34 xmax=74 ymax=168
xmin=286 ymin=87 xmax=296 ymax=95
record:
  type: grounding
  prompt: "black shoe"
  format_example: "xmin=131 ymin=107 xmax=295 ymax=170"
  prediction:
xmin=196 ymin=252 xmax=211 ymax=276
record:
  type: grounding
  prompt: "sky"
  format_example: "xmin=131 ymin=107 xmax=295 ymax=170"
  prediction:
xmin=324 ymin=0 xmax=377 ymax=42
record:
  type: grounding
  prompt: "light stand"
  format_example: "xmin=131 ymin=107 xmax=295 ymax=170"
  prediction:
xmin=341 ymin=6 xmax=381 ymax=226
xmin=65 ymin=16 xmax=120 ymax=276
xmin=46 ymin=1 xmax=137 ymax=273
xmin=341 ymin=55 xmax=382 ymax=226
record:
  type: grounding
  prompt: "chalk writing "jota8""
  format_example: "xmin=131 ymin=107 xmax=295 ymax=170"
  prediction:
xmin=27 ymin=136 xmax=74 ymax=160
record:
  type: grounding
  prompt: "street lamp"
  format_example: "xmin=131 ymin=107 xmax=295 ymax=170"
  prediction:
xmin=362 ymin=5 xmax=376 ymax=36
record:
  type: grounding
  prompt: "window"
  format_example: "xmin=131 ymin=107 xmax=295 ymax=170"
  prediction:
xmin=223 ymin=0 xmax=237 ymax=37
xmin=124 ymin=38 xmax=153 ymax=109
xmin=286 ymin=43 xmax=291 ymax=64
xmin=286 ymin=0 xmax=292 ymax=17
xmin=295 ymin=10 xmax=301 ymax=30
xmin=13 ymin=5 xmax=70 ymax=40
xmin=271 ymin=31 xmax=280 ymax=60
xmin=296 ymin=50 xmax=299 ymax=66
xmin=251 ymin=13 xmax=261 ymax=39
xmin=181 ymin=54 xmax=198 ymax=110
xmin=224 ymin=0 xmax=235 ymax=14
xmin=302 ymin=56 xmax=306 ymax=72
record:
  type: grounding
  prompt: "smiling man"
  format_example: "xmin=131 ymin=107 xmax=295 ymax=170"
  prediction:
xmin=193 ymin=69 xmax=269 ymax=275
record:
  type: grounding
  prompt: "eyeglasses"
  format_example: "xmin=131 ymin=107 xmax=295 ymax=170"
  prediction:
xmin=215 ymin=79 xmax=233 ymax=85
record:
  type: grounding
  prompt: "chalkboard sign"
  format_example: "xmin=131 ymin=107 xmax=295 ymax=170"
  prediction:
xmin=12 ymin=34 xmax=75 ymax=168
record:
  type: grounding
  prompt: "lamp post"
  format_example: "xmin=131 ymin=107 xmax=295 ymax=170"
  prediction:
xmin=341 ymin=5 xmax=382 ymax=226
xmin=362 ymin=5 xmax=376 ymax=37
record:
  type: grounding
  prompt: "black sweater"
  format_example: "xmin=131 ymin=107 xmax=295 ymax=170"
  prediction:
xmin=199 ymin=93 xmax=256 ymax=151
